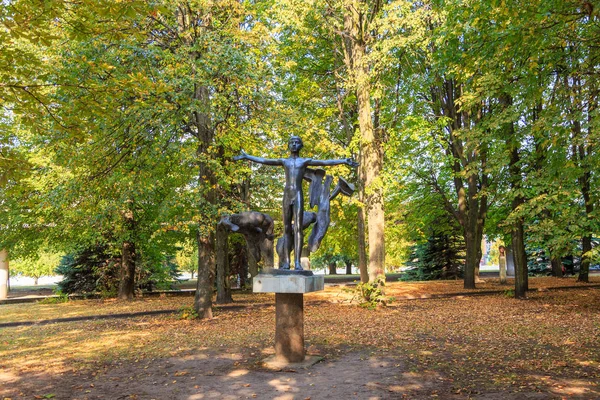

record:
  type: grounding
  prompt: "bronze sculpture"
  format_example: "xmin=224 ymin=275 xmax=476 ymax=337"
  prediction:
xmin=234 ymin=136 xmax=358 ymax=270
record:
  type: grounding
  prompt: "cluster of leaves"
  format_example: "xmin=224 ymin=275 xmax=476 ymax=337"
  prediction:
xmin=354 ymin=276 xmax=389 ymax=309
xmin=9 ymin=251 xmax=61 ymax=283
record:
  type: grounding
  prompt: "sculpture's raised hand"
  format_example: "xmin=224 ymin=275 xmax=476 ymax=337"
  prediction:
xmin=346 ymin=158 xmax=359 ymax=168
xmin=233 ymin=150 xmax=248 ymax=161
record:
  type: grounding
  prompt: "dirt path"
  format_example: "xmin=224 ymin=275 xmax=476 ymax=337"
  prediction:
xmin=2 ymin=347 xmax=590 ymax=400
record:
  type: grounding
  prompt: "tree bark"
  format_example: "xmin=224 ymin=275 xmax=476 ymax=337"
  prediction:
xmin=551 ymin=257 xmax=564 ymax=277
xmin=216 ymin=224 xmax=233 ymax=304
xmin=579 ymin=236 xmax=591 ymax=283
xmin=194 ymin=228 xmax=216 ymax=319
xmin=463 ymin=229 xmax=477 ymax=289
xmin=342 ymin=1 xmax=385 ymax=284
xmin=357 ymin=202 xmax=368 ymax=283
xmin=0 ymin=249 xmax=8 ymax=299
xmin=118 ymin=240 xmax=136 ymax=300
xmin=328 ymin=262 xmax=337 ymax=275
xmin=345 ymin=260 xmax=352 ymax=275
xmin=118 ymin=207 xmax=136 ymax=300
xmin=34 ymin=277 xmax=39 ymax=286
xmin=512 ymin=222 xmax=528 ymax=298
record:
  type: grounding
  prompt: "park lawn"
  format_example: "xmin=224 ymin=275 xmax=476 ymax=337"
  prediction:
xmin=1 ymin=279 xmax=600 ymax=398
xmin=1 ymin=276 xmax=599 ymax=324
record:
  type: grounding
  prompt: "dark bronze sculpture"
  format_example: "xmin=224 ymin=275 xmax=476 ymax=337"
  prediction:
xmin=218 ymin=211 xmax=275 ymax=270
xmin=234 ymin=136 xmax=358 ymax=270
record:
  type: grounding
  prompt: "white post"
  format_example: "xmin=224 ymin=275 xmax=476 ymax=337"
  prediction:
xmin=0 ymin=249 xmax=9 ymax=299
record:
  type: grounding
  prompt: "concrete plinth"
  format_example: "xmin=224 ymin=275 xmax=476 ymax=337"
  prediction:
xmin=253 ymin=270 xmax=325 ymax=365
xmin=275 ymin=293 xmax=304 ymax=362
xmin=253 ymin=269 xmax=324 ymax=293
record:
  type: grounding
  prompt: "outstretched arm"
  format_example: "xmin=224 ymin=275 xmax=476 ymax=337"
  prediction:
xmin=234 ymin=150 xmax=283 ymax=166
xmin=309 ymin=157 xmax=359 ymax=168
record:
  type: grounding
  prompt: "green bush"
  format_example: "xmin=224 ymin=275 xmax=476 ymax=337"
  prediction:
xmin=355 ymin=276 xmax=389 ymax=309
xmin=56 ymin=246 xmax=180 ymax=296
xmin=55 ymin=247 xmax=120 ymax=295
xmin=402 ymin=234 xmax=465 ymax=281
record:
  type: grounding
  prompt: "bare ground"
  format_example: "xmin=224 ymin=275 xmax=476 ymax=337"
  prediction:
xmin=2 ymin=279 xmax=600 ymax=400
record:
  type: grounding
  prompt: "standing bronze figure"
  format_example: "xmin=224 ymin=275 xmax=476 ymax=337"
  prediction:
xmin=234 ymin=136 xmax=358 ymax=270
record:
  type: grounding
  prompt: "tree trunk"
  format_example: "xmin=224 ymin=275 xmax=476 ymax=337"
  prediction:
xmin=328 ymin=262 xmax=337 ymax=275
xmin=464 ymin=230 xmax=477 ymax=289
xmin=357 ymin=204 xmax=368 ymax=283
xmin=118 ymin=240 xmax=136 ymax=300
xmin=0 ymin=249 xmax=8 ymax=299
xmin=194 ymin=229 xmax=216 ymax=319
xmin=34 ymin=277 xmax=39 ymax=286
xmin=512 ymin=221 xmax=528 ymax=298
xmin=354 ymin=31 xmax=384 ymax=284
xmin=579 ymin=235 xmax=591 ymax=283
xmin=341 ymin=0 xmax=385 ymax=285
xmin=345 ymin=260 xmax=352 ymax=275
xmin=216 ymin=224 xmax=233 ymax=304
xmin=499 ymin=93 xmax=528 ymax=298
xmin=551 ymin=257 xmax=563 ymax=277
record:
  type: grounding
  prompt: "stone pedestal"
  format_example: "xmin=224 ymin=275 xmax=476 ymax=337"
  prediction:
xmin=275 ymin=293 xmax=304 ymax=362
xmin=253 ymin=269 xmax=324 ymax=366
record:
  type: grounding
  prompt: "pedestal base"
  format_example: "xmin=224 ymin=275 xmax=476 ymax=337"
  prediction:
xmin=275 ymin=293 xmax=304 ymax=362
xmin=262 ymin=354 xmax=323 ymax=370
xmin=253 ymin=272 xmax=325 ymax=364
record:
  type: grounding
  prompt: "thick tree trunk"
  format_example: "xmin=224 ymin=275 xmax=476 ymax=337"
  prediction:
xmin=118 ymin=240 xmax=136 ymax=300
xmin=551 ymin=257 xmax=563 ymax=277
xmin=464 ymin=230 xmax=477 ymax=289
xmin=512 ymin=220 xmax=528 ymax=298
xmin=194 ymin=229 xmax=216 ymax=319
xmin=342 ymin=0 xmax=385 ymax=285
xmin=0 ymin=249 xmax=8 ymax=299
xmin=345 ymin=260 xmax=352 ymax=275
xmin=355 ymin=42 xmax=385 ymax=284
xmin=357 ymin=204 xmax=368 ymax=283
xmin=328 ymin=263 xmax=337 ymax=275
xmin=579 ymin=235 xmax=591 ymax=283
xmin=216 ymin=225 xmax=233 ymax=304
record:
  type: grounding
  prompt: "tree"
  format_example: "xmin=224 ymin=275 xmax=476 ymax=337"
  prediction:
xmin=10 ymin=251 xmax=60 ymax=285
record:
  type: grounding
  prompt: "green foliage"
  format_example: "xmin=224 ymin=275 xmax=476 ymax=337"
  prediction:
xmin=178 ymin=305 xmax=199 ymax=320
xmin=403 ymin=231 xmax=465 ymax=282
xmin=311 ymin=252 xmax=354 ymax=273
xmin=10 ymin=251 xmax=61 ymax=282
xmin=39 ymin=289 xmax=69 ymax=304
xmin=354 ymin=276 xmax=389 ymax=309
xmin=56 ymin=246 xmax=180 ymax=295
xmin=2 ymin=0 xmax=600 ymax=292
xmin=55 ymin=247 xmax=120 ymax=296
